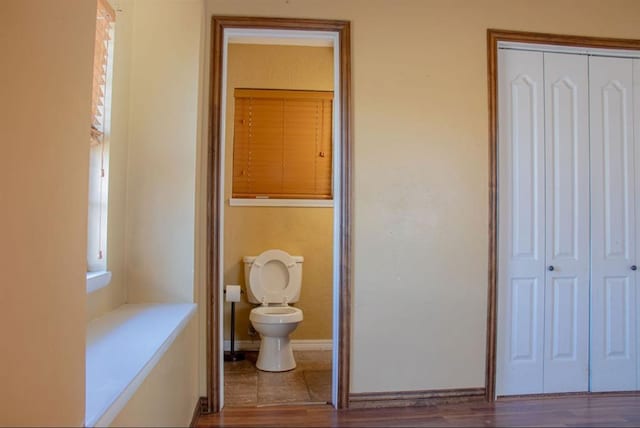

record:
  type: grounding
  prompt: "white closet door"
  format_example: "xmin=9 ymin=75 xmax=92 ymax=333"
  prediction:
xmin=497 ymin=49 xmax=546 ymax=395
xmin=590 ymin=56 xmax=637 ymax=392
xmin=542 ymin=52 xmax=590 ymax=393
xmin=634 ymin=58 xmax=640 ymax=390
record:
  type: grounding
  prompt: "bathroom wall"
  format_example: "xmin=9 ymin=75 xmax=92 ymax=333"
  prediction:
xmin=87 ymin=0 xmax=133 ymax=321
xmin=203 ymin=0 xmax=640 ymax=395
xmin=223 ymin=44 xmax=334 ymax=342
xmin=0 ymin=1 xmax=96 ymax=425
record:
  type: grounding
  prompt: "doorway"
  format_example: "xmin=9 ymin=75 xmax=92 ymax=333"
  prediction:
xmin=205 ymin=17 xmax=352 ymax=412
xmin=486 ymin=29 xmax=640 ymax=400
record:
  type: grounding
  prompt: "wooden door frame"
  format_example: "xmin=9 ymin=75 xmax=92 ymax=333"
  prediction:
xmin=486 ymin=29 xmax=640 ymax=401
xmin=205 ymin=16 xmax=352 ymax=412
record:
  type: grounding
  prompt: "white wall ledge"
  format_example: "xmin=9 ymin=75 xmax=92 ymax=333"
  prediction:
xmin=85 ymin=303 xmax=196 ymax=427
xmin=87 ymin=271 xmax=112 ymax=294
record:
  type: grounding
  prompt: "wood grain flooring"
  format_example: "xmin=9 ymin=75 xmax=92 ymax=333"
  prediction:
xmin=224 ymin=351 xmax=332 ymax=407
xmin=198 ymin=393 xmax=640 ymax=427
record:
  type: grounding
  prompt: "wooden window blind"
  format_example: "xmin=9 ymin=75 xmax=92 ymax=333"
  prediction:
xmin=232 ymin=89 xmax=333 ymax=199
xmin=87 ymin=0 xmax=114 ymax=268
xmin=90 ymin=0 xmax=115 ymax=145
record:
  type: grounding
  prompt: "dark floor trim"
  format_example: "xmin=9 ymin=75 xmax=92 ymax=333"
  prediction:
xmin=191 ymin=397 xmax=208 ymax=427
xmin=349 ymin=387 xmax=485 ymax=409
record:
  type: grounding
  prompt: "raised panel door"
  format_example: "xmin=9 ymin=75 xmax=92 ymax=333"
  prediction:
xmin=497 ymin=49 xmax=546 ymax=395
xmin=542 ymin=52 xmax=590 ymax=393
xmin=590 ymin=55 xmax=637 ymax=392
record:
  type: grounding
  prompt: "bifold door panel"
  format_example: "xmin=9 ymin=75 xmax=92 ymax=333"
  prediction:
xmin=542 ymin=53 xmax=590 ymax=393
xmin=589 ymin=56 xmax=637 ymax=392
xmin=497 ymin=49 xmax=546 ymax=395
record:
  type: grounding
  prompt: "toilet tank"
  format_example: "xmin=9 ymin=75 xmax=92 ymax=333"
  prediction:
xmin=243 ymin=252 xmax=304 ymax=304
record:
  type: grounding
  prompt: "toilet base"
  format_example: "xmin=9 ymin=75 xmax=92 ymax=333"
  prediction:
xmin=256 ymin=335 xmax=296 ymax=372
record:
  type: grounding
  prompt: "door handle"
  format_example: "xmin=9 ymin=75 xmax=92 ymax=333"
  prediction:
xmin=548 ymin=265 xmax=554 ymax=271
xmin=632 ymin=265 xmax=637 ymax=271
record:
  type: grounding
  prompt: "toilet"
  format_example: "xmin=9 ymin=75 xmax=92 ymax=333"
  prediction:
xmin=244 ymin=249 xmax=304 ymax=372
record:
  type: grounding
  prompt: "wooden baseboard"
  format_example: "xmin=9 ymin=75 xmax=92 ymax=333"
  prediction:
xmin=190 ymin=397 xmax=208 ymax=427
xmin=497 ymin=391 xmax=640 ymax=401
xmin=349 ymin=387 xmax=485 ymax=409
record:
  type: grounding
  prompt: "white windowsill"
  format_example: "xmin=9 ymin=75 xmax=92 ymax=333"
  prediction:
xmin=87 ymin=271 xmax=112 ymax=294
xmin=85 ymin=303 xmax=196 ymax=427
xmin=229 ymin=198 xmax=334 ymax=207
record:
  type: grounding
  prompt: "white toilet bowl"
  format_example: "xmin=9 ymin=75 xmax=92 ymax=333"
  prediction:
xmin=244 ymin=249 xmax=304 ymax=372
xmin=249 ymin=306 xmax=303 ymax=371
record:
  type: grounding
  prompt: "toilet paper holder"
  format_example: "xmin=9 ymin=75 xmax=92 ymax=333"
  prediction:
xmin=224 ymin=285 xmax=245 ymax=362
xmin=224 ymin=284 xmax=242 ymax=302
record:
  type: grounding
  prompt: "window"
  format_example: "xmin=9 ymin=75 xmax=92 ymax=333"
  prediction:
xmin=87 ymin=0 xmax=115 ymax=274
xmin=232 ymin=89 xmax=333 ymax=200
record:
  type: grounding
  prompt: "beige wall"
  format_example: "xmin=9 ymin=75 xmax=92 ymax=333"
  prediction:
xmin=110 ymin=316 xmax=199 ymax=427
xmin=202 ymin=0 xmax=640 ymax=394
xmin=89 ymin=0 xmax=204 ymax=314
xmin=88 ymin=0 xmax=133 ymax=321
xmin=88 ymin=1 xmax=203 ymax=423
xmin=1 ymin=1 xmax=204 ymax=425
xmin=0 ymin=1 xmax=96 ymax=425
xmin=8 ymin=0 xmax=640 ymax=423
xmin=124 ymin=0 xmax=203 ymax=304
xmin=90 ymin=0 xmax=206 ymax=411
xmin=117 ymin=2 xmax=204 ymax=418
xmin=223 ymin=44 xmax=334 ymax=341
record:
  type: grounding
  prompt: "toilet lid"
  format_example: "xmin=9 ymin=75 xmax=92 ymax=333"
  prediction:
xmin=248 ymin=249 xmax=299 ymax=304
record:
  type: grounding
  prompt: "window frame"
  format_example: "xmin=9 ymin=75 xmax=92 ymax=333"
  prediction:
xmin=87 ymin=0 xmax=115 ymax=288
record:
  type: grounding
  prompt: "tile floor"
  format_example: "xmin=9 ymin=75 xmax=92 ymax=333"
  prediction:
xmin=224 ymin=351 xmax=332 ymax=407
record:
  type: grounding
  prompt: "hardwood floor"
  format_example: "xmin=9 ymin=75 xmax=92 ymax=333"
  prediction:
xmin=197 ymin=393 xmax=640 ymax=427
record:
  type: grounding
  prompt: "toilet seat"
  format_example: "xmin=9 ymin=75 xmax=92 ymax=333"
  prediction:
xmin=250 ymin=306 xmax=303 ymax=324
xmin=248 ymin=249 xmax=302 ymax=304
